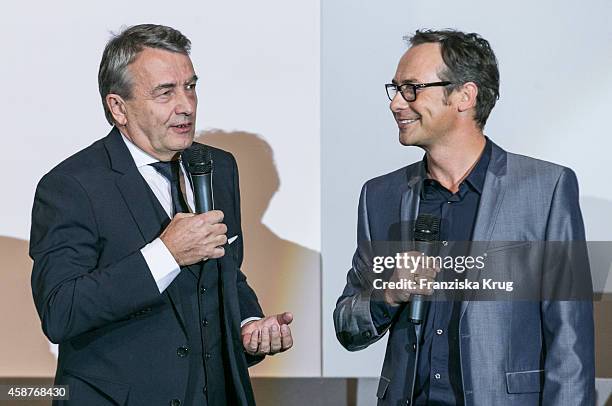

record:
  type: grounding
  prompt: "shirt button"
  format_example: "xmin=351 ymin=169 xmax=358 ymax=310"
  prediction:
xmin=176 ymin=346 xmax=189 ymax=357
xmin=436 ymin=329 xmax=443 ymax=335
xmin=200 ymin=286 xmax=206 ymax=294
xmin=205 ymin=353 xmax=211 ymax=359
xmin=434 ymin=373 xmax=441 ymax=380
xmin=202 ymin=319 xmax=209 ymax=326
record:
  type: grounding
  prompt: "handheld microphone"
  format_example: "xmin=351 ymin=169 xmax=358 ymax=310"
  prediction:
xmin=182 ymin=144 xmax=214 ymax=213
xmin=408 ymin=214 xmax=440 ymax=324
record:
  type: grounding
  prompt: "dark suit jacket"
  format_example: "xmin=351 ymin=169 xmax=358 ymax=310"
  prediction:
xmin=334 ymin=141 xmax=595 ymax=405
xmin=30 ymin=127 xmax=264 ymax=405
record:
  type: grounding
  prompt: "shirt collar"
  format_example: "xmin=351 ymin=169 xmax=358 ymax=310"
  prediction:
xmin=464 ymin=137 xmax=491 ymax=194
xmin=119 ymin=130 xmax=159 ymax=168
xmin=422 ymin=137 xmax=492 ymax=195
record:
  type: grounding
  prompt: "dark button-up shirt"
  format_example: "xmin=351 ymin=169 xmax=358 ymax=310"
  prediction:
xmin=371 ymin=139 xmax=491 ymax=405
xmin=414 ymin=139 xmax=490 ymax=405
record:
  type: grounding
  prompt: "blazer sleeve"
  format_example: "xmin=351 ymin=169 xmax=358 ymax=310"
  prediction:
xmin=541 ymin=168 xmax=595 ymax=405
xmin=333 ymin=182 xmax=392 ymax=351
xmin=30 ymin=171 xmax=164 ymax=344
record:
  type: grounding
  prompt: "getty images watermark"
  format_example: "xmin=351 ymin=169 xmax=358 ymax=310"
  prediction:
xmin=371 ymin=252 xmax=514 ymax=293
xmin=357 ymin=240 xmax=598 ymax=301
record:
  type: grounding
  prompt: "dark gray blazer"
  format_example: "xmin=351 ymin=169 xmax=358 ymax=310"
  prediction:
xmin=334 ymin=140 xmax=595 ymax=405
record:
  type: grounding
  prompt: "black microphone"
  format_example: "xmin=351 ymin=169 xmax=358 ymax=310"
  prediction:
xmin=182 ymin=144 xmax=214 ymax=213
xmin=408 ymin=214 xmax=440 ymax=324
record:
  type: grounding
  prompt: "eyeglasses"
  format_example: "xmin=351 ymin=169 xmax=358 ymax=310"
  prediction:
xmin=385 ymin=81 xmax=452 ymax=102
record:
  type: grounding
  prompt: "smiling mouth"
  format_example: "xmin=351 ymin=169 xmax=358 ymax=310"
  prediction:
xmin=396 ymin=117 xmax=420 ymax=129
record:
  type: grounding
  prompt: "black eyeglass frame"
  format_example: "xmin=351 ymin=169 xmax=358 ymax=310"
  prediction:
xmin=385 ymin=81 xmax=453 ymax=102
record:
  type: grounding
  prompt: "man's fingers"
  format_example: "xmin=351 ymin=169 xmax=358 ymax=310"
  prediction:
xmin=216 ymin=234 xmax=228 ymax=246
xmin=245 ymin=330 xmax=259 ymax=354
xmin=413 ymin=276 xmax=435 ymax=295
xmin=251 ymin=330 xmax=261 ymax=353
xmin=200 ymin=210 xmax=224 ymax=224
xmin=209 ymin=246 xmax=225 ymax=259
xmin=276 ymin=312 xmax=293 ymax=325
xmin=269 ymin=325 xmax=282 ymax=353
xmin=213 ymin=222 xmax=228 ymax=236
xmin=414 ymin=267 xmax=437 ymax=280
xmin=259 ymin=327 xmax=271 ymax=354
xmin=173 ymin=212 xmax=195 ymax=220
xmin=280 ymin=325 xmax=293 ymax=350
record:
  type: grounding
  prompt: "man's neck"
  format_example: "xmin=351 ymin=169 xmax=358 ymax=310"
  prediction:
xmin=424 ymin=132 xmax=487 ymax=193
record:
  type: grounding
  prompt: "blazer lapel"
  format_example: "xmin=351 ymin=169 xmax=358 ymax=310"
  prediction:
xmin=208 ymin=152 xmax=234 ymax=289
xmin=103 ymin=127 xmax=188 ymax=332
xmin=399 ymin=163 xmax=426 ymax=342
xmin=399 ymin=166 xmax=426 ymax=242
xmin=460 ymin=141 xmax=508 ymax=319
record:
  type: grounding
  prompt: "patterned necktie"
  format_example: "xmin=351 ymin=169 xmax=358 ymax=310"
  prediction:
xmin=149 ymin=161 xmax=190 ymax=215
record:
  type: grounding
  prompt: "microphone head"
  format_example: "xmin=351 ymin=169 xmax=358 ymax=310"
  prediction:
xmin=414 ymin=214 xmax=440 ymax=241
xmin=182 ymin=143 xmax=213 ymax=174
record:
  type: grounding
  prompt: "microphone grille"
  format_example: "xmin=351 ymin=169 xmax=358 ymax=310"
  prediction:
xmin=182 ymin=143 xmax=213 ymax=174
xmin=414 ymin=214 xmax=440 ymax=241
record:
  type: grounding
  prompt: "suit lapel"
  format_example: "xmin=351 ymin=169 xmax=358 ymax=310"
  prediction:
xmin=460 ymin=142 xmax=508 ymax=319
xmin=399 ymin=163 xmax=426 ymax=341
xmin=115 ymin=171 xmax=165 ymax=242
xmin=103 ymin=127 xmax=188 ymax=332
xmin=208 ymin=151 xmax=234 ymax=289
xmin=399 ymin=166 xmax=426 ymax=242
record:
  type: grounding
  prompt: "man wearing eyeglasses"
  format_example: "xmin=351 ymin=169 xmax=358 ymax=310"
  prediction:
xmin=334 ymin=29 xmax=594 ymax=405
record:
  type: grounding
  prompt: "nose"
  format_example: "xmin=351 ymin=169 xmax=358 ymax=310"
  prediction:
xmin=390 ymin=91 xmax=409 ymax=114
xmin=175 ymin=89 xmax=196 ymax=116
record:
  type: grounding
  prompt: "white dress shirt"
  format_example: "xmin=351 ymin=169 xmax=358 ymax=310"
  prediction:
xmin=121 ymin=133 xmax=193 ymax=293
xmin=121 ymin=134 xmax=259 ymax=326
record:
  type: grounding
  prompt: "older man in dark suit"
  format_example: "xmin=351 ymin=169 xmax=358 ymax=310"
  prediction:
xmin=30 ymin=24 xmax=292 ymax=406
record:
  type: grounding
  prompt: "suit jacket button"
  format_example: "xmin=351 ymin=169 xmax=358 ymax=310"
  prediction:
xmin=170 ymin=399 xmax=181 ymax=406
xmin=177 ymin=346 xmax=189 ymax=357
xmin=362 ymin=331 xmax=372 ymax=339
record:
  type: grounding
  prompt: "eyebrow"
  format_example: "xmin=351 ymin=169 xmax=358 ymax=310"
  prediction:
xmin=391 ymin=78 xmax=418 ymax=85
xmin=152 ymin=75 xmax=199 ymax=93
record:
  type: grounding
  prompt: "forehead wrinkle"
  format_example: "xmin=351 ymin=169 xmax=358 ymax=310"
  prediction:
xmin=129 ymin=49 xmax=196 ymax=97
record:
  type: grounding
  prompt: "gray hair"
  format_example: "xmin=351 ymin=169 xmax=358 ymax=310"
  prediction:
xmin=98 ymin=24 xmax=191 ymax=125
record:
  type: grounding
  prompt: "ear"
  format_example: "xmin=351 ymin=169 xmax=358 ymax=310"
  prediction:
xmin=105 ymin=94 xmax=128 ymax=126
xmin=456 ymin=82 xmax=478 ymax=112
